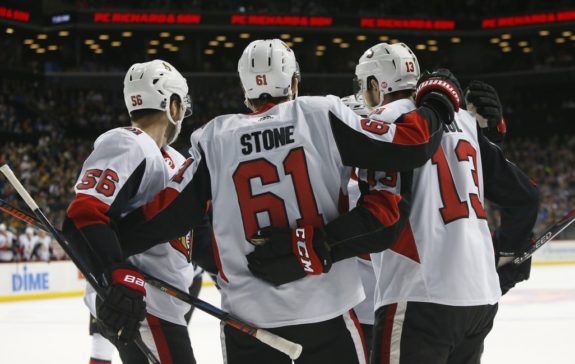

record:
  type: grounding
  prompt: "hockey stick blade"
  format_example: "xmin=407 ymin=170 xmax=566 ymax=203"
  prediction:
xmin=0 ymin=164 xmax=160 ymax=364
xmin=0 ymin=186 xmax=303 ymax=360
xmin=498 ymin=210 xmax=575 ymax=267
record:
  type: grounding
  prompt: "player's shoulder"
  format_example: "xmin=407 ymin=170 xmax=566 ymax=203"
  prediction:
xmin=455 ymin=109 xmax=480 ymax=135
xmin=456 ymin=109 xmax=477 ymax=124
xmin=293 ymin=95 xmax=342 ymax=111
xmin=163 ymin=145 xmax=186 ymax=166
xmin=369 ymin=98 xmax=415 ymax=122
xmin=94 ymin=127 xmax=157 ymax=157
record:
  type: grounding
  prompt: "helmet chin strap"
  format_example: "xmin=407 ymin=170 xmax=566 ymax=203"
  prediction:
xmin=165 ymin=106 xmax=183 ymax=145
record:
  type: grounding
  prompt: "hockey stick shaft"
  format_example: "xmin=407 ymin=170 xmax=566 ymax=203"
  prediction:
xmin=144 ymin=277 xmax=302 ymax=360
xmin=0 ymin=198 xmax=46 ymax=227
xmin=0 ymin=190 xmax=303 ymax=359
xmin=498 ymin=210 xmax=575 ymax=267
xmin=0 ymin=165 xmax=160 ymax=364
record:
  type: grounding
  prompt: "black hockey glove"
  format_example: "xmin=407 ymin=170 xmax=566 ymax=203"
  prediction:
xmin=497 ymin=258 xmax=532 ymax=295
xmin=96 ymin=264 xmax=147 ymax=344
xmin=494 ymin=234 xmax=533 ymax=295
xmin=246 ymin=226 xmax=332 ymax=286
xmin=415 ymin=68 xmax=462 ymax=124
xmin=465 ymin=80 xmax=507 ymax=142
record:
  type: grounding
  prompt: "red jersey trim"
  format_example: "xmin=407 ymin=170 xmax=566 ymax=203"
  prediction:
xmin=146 ymin=314 xmax=173 ymax=364
xmin=338 ymin=188 xmax=349 ymax=214
xmin=381 ymin=303 xmax=398 ymax=364
xmin=248 ymin=102 xmax=278 ymax=115
xmin=67 ymin=193 xmax=111 ymax=229
xmin=360 ymin=190 xmax=401 ymax=227
xmin=390 ymin=222 xmax=421 ymax=264
xmin=142 ymin=187 xmax=180 ymax=221
xmin=211 ymin=228 xmax=229 ymax=283
xmin=391 ymin=111 xmax=431 ymax=145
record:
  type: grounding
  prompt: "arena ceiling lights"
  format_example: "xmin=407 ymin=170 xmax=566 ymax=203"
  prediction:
xmin=2 ymin=5 xmax=575 ymax=53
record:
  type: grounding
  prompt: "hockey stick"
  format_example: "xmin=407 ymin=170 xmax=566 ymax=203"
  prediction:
xmin=0 ymin=188 xmax=304 ymax=359
xmin=0 ymin=165 xmax=161 ymax=364
xmin=497 ymin=209 xmax=575 ymax=267
xmin=0 ymin=198 xmax=46 ymax=228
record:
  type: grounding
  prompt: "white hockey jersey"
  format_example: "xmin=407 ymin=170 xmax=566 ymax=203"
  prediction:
xmin=348 ymin=176 xmax=376 ymax=325
xmin=19 ymin=233 xmax=37 ymax=261
xmin=66 ymin=127 xmax=195 ymax=326
xmin=0 ymin=231 xmax=14 ymax=262
xmin=359 ymin=98 xmax=501 ymax=308
xmin=121 ymin=95 xmax=449 ymax=328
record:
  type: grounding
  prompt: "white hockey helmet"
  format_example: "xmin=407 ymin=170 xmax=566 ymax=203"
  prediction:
xmin=25 ymin=227 xmax=34 ymax=235
xmin=355 ymin=43 xmax=420 ymax=106
xmin=238 ymin=39 xmax=300 ymax=101
xmin=0 ymin=223 xmax=6 ymax=232
xmin=123 ymin=59 xmax=192 ymax=144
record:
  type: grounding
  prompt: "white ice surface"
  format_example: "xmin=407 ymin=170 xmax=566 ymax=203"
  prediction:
xmin=0 ymin=265 xmax=574 ymax=363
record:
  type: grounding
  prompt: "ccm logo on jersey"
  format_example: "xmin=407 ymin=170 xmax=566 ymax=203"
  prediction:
xmin=293 ymin=228 xmax=322 ymax=275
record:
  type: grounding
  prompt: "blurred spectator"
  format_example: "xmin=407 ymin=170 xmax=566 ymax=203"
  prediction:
xmin=0 ymin=223 xmax=14 ymax=262
xmin=34 ymin=229 xmax=52 ymax=262
xmin=18 ymin=227 xmax=37 ymax=261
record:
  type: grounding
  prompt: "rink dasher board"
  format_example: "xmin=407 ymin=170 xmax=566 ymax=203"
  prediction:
xmin=0 ymin=260 xmax=85 ymax=302
xmin=531 ymin=240 xmax=575 ymax=265
xmin=0 ymin=241 xmax=574 ymax=302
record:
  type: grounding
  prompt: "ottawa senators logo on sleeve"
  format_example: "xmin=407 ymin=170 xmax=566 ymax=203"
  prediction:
xmin=169 ymin=232 xmax=193 ymax=263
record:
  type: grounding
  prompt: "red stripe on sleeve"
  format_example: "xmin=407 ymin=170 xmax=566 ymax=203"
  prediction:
xmin=67 ymin=193 xmax=110 ymax=229
xmin=360 ymin=190 xmax=401 ymax=227
xmin=142 ymin=187 xmax=180 ymax=221
xmin=392 ymin=111 xmax=431 ymax=145
xmin=146 ymin=314 xmax=173 ymax=364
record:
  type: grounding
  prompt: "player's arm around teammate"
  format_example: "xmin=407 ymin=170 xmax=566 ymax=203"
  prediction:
xmin=62 ymin=60 xmax=201 ymax=364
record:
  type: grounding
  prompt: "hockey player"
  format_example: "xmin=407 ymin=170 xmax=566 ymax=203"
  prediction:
xmin=350 ymin=43 xmax=539 ymax=363
xmin=62 ymin=60 xmax=198 ymax=364
xmin=113 ymin=38 xmax=461 ymax=364
xmin=0 ymin=223 xmax=14 ymax=262
xmin=34 ymin=229 xmax=51 ymax=261
xmin=19 ymin=227 xmax=36 ymax=261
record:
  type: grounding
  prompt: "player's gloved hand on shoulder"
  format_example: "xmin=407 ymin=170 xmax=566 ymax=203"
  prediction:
xmin=464 ymin=80 xmax=506 ymax=142
xmin=341 ymin=94 xmax=371 ymax=117
xmin=246 ymin=226 xmax=332 ymax=286
xmin=96 ymin=264 xmax=147 ymax=344
xmin=415 ymin=68 xmax=462 ymax=124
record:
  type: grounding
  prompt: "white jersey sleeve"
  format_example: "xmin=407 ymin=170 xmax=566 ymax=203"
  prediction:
xmin=63 ymin=127 xmax=171 ymax=271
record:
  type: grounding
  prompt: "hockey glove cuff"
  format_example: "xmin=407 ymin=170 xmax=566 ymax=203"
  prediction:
xmin=247 ymin=226 xmax=332 ymax=286
xmin=96 ymin=264 xmax=147 ymax=344
xmin=415 ymin=68 xmax=462 ymax=124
